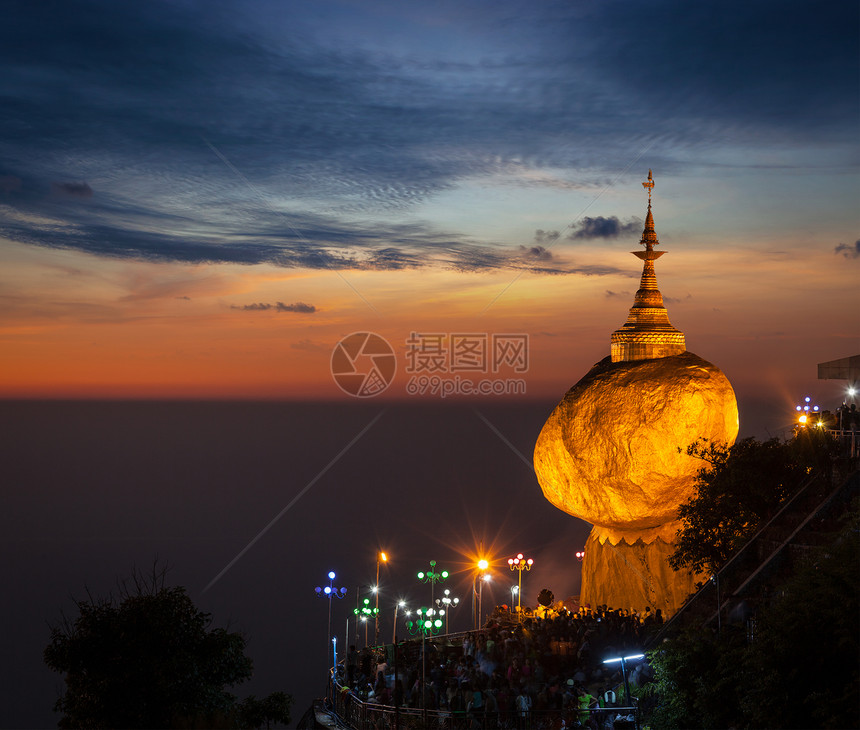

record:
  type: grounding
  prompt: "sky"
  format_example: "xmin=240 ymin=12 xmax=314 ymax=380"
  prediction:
xmin=0 ymin=0 xmax=857 ymax=410
xmin=0 ymin=0 xmax=858 ymax=726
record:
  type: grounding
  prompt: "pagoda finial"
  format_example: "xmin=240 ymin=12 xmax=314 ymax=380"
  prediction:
xmin=639 ymin=170 xmax=659 ymax=251
xmin=642 ymin=169 xmax=654 ymax=204
xmin=609 ymin=169 xmax=685 ymax=363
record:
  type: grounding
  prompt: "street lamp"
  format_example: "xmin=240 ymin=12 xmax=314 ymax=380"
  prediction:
xmin=392 ymin=600 xmax=406 ymax=644
xmin=354 ymin=597 xmax=378 ymax=648
xmin=603 ymin=654 xmax=645 ymax=730
xmin=576 ymin=550 xmax=585 ymax=562
xmin=473 ymin=559 xmax=489 ymax=629
xmin=314 ymin=571 xmax=347 ymax=670
xmin=476 ymin=574 xmax=491 ymax=629
xmin=435 ymin=589 xmax=460 ymax=633
xmin=795 ymin=396 xmax=820 ymax=427
xmin=406 ymin=604 xmax=445 ymax=718
xmin=416 ymin=560 xmax=449 ymax=609
xmin=507 ymin=553 xmax=533 ymax=611
xmin=375 ymin=551 xmax=387 ymax=645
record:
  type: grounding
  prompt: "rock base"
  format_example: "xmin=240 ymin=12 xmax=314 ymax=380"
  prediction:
xmin=578 ymin=526 xmax=699 ymax=618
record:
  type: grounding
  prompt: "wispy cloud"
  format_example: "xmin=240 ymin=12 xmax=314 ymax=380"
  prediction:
xmin=231 ymin=301 xmax=317 ymax=313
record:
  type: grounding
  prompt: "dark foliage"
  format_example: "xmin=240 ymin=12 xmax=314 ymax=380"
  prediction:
xmin=670 ymin=432 xmax=837 ymax=575
xmin=44 ymin=566 xmax=291 ymax=729
xmin=647 ymin=504 xmax=859 ymax=729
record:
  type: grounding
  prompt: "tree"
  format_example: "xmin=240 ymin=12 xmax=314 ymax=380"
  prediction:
xmin=669 ymin=435 xmax=831 ymax=575
xmin=44 ymin=566 xmax=291 ymax=729
xmin=739 ymin=506 xmax=860 ymax=729
xmin=646 ymin=504 xmax=859 ymax=729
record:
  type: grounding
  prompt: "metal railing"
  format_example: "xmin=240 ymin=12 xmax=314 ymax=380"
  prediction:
xmin=330 ymin=679 xmax=639 ymax=730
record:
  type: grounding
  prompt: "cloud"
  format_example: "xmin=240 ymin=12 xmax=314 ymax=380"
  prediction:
xmin=52 ymin=182 xmax=93 ymax=198
xmin=0 ymin=0 xmax=854 ymax=277
xmin=277 ymin=301 xmax=315 ymax=313
xmin=518 ymin=245 xmax=553 ymax=262
xmin=834 ymin=241 xmax=860 ymax=260
xmin=604 ymin=290 xmax=631 ymax=299
xmin=663 ymin=294 xmax=692 ymax=304
xmin=569 ymin=216 xmax=641 ymax=240
xmin=534 ymin=229 xmax=560 ymax=244
xmin=231 ymin=301 xmax=316 ymax=313
xmin=0 ymin=175 xmax=22 ymax=193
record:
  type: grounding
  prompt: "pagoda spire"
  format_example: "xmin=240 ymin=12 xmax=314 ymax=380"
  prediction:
xmin=610 ymin=171 xmax=686 ymax=363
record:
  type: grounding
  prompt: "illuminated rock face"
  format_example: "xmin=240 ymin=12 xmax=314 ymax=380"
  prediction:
xmin=534 ymin=351 xmax=739 ymax=532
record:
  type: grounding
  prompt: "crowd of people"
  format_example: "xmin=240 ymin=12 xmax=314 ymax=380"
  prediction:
xmin=335 ymin=604 xmax=661 ymax=728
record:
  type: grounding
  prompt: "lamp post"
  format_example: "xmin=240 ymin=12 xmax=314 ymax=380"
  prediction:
xmin=393 ymin=600 xmax=406 ymax=644
xmin=476 ymin=574 xmax=491 ymax=629
xmin=416 ymin=560 xmax=449 ymax=610
xmin=473 ymin=559 xmax=489 ymax=629
xmin=406 ymin=604 xmax=444 ymax=722
xmin=375 ymin=551 xmax=387 ymax=645
xmin=332 ymin=636 xmax=338 ymax=685
xmin=354 ymin=597 xmax=378 ymax=648
xmin=507 ymin=553 xmax=533 ymax=611
xmin=603 ymin=654 xmax=644 ymax=730
xmin=435 ymin=589 xmax=460 ymax=633
xmin=315 ymin=572 xmax=347 ymax=674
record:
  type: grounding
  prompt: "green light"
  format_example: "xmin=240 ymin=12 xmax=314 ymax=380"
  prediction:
xmin=434 ymin=619 xmax=442 ymax=628
xmin=424 ymin=620 xmax=432 ymax=629
xmin=441 ymin=571 xmax=449 ymax=579
xmin=417 ymin=572 xmax=425 ymax=579
xmin=406 ymin=621 xmax=413 ymax=629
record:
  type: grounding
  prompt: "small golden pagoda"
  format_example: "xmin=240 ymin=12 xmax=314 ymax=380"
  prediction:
xmin=610 ymin=170 xmax=686 ymax=363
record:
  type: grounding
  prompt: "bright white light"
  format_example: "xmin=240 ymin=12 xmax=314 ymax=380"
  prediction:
xmin=603 ymin=653 xmax=645 ymax=664
xmin=328 ymin=571 xmax=336 ymax=580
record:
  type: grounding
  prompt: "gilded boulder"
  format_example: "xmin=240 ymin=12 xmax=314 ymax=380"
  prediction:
xmin=534 ymin=351 xmax=738 ymax=531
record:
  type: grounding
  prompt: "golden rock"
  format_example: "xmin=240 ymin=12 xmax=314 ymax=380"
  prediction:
xmin=534 ymin=351 xmax=739 ymax=532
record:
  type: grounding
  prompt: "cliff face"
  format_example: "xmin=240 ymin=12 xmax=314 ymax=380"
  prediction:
xmin=534 ymin=351 xmax=738 ymax=532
